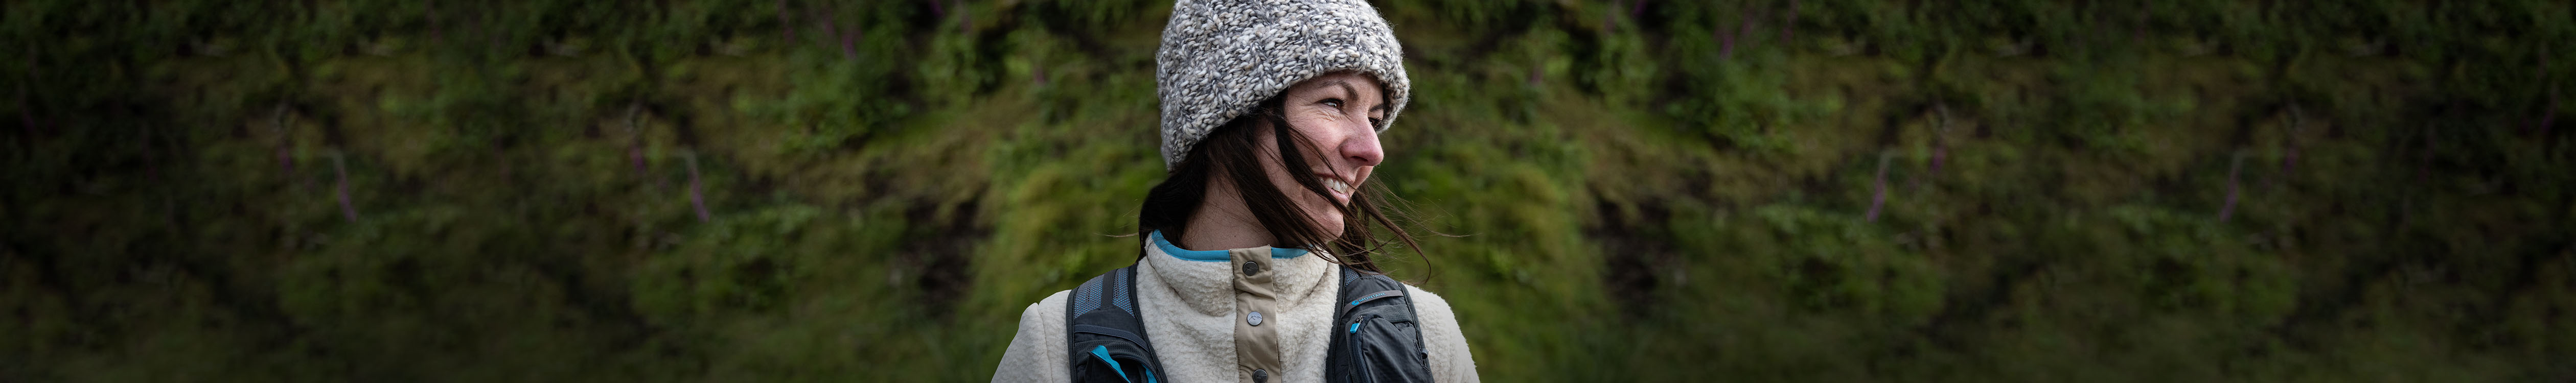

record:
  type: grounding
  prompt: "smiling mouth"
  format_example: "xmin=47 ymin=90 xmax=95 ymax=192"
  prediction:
xmin=1319 ymin=176 xmax=1355 ymax=200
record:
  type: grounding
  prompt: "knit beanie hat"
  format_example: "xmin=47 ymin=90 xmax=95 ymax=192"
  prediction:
xmin=1154 ymin=0 xmax=1412 ymax=169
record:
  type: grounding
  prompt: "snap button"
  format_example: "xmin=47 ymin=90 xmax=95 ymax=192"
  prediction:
xmin=1246 ymin=311 xmax=1264 ymax=326
xmin=1253 ymin=368 xmax=1270 ymax=382
xmin=1242 ymin=260 xmax=1261 ymax=276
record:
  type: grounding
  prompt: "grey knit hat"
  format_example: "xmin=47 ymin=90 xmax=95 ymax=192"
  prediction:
xmin=1154 ymin=0 xmax=1411 ymax=169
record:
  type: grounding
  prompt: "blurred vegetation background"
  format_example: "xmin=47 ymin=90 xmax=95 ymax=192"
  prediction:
xmin=4 ymin=0 xmax=2572 ymax=381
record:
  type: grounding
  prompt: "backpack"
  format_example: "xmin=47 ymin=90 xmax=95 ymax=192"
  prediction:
xmin=1065 ymin=264 xmax=1433 ymax=382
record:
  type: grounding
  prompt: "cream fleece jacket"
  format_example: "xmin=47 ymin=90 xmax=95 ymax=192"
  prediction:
xmin=991 ymin=235 xmax=1477 ymax=382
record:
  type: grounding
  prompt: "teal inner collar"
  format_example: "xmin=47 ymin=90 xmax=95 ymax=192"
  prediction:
xmin=1149 ymin=230 xmax=1311 ymax=261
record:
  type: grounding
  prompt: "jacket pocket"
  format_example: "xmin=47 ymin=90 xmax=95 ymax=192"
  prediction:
xmin=1343 ymin=304 xmax=1433 ymax=383
xmin=1070 ymin=339 xmax=1159 ymax=383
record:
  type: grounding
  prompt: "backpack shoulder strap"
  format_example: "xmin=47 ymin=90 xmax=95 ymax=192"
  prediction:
xmin=1327 ymin=266 xmax=1432 ymax=383
xmin=1065 ymin=265 xmax=1166 ymax=381
xmin=1332 ymin=266 xmax=1415 ymax=318
xmin=1065 ymin=266 xmax=1141 ymax=326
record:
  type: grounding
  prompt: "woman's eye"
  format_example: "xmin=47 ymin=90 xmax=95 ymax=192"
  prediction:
xmin=1321 ymin=99 xmax=1344 ymax=108
xmin=1369 ymin=117 xmax=1384 ymax=125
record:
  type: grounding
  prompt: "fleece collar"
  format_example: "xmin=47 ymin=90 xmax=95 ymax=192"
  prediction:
xmin=1138 ymin=231 xmax=1340 ymax=318
xmin=1148 ymin=230 xmax=1311 ymax=261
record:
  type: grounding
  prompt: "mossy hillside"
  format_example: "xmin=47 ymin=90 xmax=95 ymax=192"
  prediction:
xmin=4 ymin=1 xmax=2572 ymax=382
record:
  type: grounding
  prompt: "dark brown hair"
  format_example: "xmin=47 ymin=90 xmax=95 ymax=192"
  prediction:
xmin=1138 ymin=95 xmax=1425 ymax=275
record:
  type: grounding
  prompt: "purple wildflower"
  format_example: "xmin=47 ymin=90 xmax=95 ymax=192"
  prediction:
xmin=842 ymin=24 xmax=861 ymax=59
xmin=2220 ymin=154 xmax=2241 ymax=222
xmin=2133 ymin=3 xmax=2148 ymax=43
xmin=778 ymin=0 xmax=794 ymax=41
xmin=1719 ymin=8 xmax=1764 ymax=60
xmin=1717 ymin=22 xmax=1736 ymax=60
xmin=336 ymin=153 xmax=357 ymax=222
xmin=273 ymin=104 xmax=294 ymax=174
xmin=630 ymin=144 xmax=647 ymax=177
xmin=687 ymin=153 xmax=710 ymax=222
xmin=1782 ymin=0 xmax=1799 ymax=42
xmin=1604 ymin=7 xmax=1618 ymax=33
xmin=1739 ymin=9 xmax=1763 ymax=45
xmin=816 ymin=6 xmax=839 ymax=52
xmin=628 ymin=103 xmax=647 ymax=177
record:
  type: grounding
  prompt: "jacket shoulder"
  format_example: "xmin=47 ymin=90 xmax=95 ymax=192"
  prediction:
xmin=1020 ymin=289 xmax=1073 ymax=333
xmin=991 ymin=290 xmax=1074 ymax=382
xmin=1401 ymin=283 xmax=1480 ymax=382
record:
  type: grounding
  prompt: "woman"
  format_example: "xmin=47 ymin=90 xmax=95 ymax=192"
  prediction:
xmin=991 ymin=1 xmax=1476 ymax=382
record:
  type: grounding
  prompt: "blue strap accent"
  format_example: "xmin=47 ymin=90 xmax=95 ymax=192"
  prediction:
xmin=1149 ymin=230 xmax=1310 ymax=261
xmin=1091 ymin=345 xmax=1133 ymax=383
xmin=1350 ymin=323 xmax=1361 ymax=333
xmin=1350 ymin=291 xmax=1390 ymax=306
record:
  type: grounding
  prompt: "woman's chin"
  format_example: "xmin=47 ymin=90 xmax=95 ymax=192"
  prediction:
xmin=1312 ymin=213 xmax=1347 ymax=240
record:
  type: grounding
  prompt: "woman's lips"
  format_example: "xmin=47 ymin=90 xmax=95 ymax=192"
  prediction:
xmin=1319 ymin=175 xmax=1353 ymax=203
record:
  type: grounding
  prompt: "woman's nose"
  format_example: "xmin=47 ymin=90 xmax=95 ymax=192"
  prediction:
xmin=1340 ymin=125 xmax=1384 ymax=167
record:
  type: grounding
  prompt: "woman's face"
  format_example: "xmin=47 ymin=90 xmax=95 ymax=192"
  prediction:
xmin=1253 ymin=71 xmax=1389 ymax=240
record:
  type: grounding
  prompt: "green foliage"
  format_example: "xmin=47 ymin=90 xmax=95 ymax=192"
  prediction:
xmin=4 ymin=0 xmax=2572 ymax=382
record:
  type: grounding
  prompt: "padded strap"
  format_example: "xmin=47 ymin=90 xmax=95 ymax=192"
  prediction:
xmin=1327 ymin=266 xmax=1432 ymax=383
xmin=1069 ymin=267 xmax=1138 ymax=318
xmin=1067 ymin=266 xmax=1165 ymax=382
xmin=1333 ymin=267 xmax=1409 ymax=318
